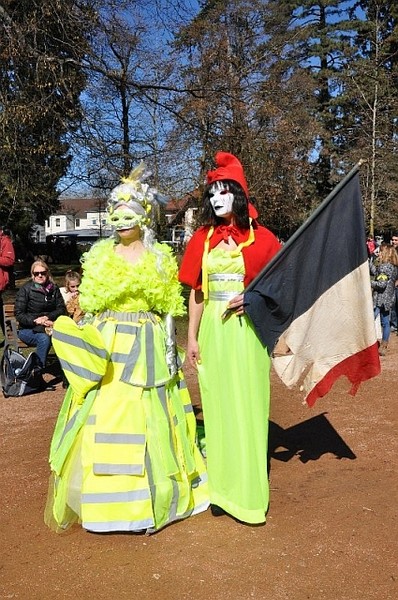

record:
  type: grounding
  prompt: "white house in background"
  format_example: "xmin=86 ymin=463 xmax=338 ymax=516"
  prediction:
xmin=45 ymin=197 xmax=109 ymax=237
xmin=34 ymin=193 xmax=199 ymax=247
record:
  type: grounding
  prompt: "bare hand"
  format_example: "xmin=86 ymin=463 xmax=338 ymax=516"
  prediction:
xmin=34 ymin=316 xmax=48 ymax=325
xmin=227 ymin=293 xmax=245 ymax=316
xmin=34 ymin=316 xmax=53 ymax=327
xmin=187 ymin=338 xmax=201 ymax=369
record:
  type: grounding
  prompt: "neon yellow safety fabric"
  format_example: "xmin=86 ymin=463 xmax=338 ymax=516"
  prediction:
xmin=45 ymin=241 xmax=208 ymax=534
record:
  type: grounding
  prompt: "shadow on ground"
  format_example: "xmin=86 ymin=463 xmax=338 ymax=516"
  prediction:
xmin=269 ymin=412 xmax=356 ymax=464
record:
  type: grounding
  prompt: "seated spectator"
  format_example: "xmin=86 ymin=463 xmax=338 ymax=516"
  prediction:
xmin=60 ymin=270 xmax=84 ymax=322
xmin=15 ymin=260 xmax=65 ymax=368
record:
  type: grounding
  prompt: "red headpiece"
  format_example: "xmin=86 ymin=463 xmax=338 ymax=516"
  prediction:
xmin=206 ymin=151 xmax=258 ymax=219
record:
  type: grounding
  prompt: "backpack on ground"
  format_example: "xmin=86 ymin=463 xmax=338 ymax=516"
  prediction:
xmin=0 ymin=346 xmax=45 ymax=397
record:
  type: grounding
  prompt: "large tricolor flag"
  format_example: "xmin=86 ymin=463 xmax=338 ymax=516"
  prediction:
xmin=244 ymin=162 xmax=381 ymax=407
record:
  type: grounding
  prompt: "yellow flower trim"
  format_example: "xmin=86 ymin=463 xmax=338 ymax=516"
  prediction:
xmin=79 ymin=238 xmax=186 ymax=317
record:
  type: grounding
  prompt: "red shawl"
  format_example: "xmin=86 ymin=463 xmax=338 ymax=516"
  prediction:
xmin=179 ymin=224 xmax=281 ymax=289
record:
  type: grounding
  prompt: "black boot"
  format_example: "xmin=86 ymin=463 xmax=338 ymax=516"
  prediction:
xmin=210 ymin=504 xmax=226 ymax=517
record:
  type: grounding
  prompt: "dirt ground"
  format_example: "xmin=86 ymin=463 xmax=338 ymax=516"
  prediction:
xmin=1 ymin=332 xmax=397 ymax=600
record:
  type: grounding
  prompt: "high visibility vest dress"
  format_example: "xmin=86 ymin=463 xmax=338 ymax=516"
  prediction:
xmin=45 ymin=238 xmax=209 ymax=533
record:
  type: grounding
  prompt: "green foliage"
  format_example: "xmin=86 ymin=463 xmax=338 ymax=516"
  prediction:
xmin=2 ymin=0 xmax=397 ymax=241
xmin=171 ymin=0 xmax=398 ymax=233
xmin=0 ymin=0 xmax=93 ymax=237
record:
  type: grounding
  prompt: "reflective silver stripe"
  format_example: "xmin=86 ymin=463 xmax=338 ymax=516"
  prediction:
xmin=84 ymin=518 xmax=154 ymax=532
xmin=58 ymin=410 xmax=98 ymax=450
xmin=110 ymin=352 xmax=130 ymax=363
xmin=95 ymin=433 xmax=145 ymax=444
xmin=157 ymin=385 xmax=180 ymax=521
xmin=208 ymin=273 xmax=244 ymax=282
xmin=120 ymin=326 xmax=144 ymax=382
xmin=145 ymin=321 xmax=155 ymax=386
xmin=145 ymin=446 xmax=155 ymax=504
xmin=62 ymin=361 xmax=104 ymax=380
xmin=81 ymin=489 xmax=150 ymax=503
xmin=52 ymin=330 xmax=108 ymax=359
xmin=169 ymin=476 xmax=179 ymax=522
xmin=93 ymin=463 xmax=144 ymax=475
xmin=98 ymin=310 xmax=159 ymax=324
xmin=184 ymin=404 xmax=193 ymax=413
xmin=177 ymin=377 xmax=187 ymax=390
xmin=116 ymin=324 xmax=139 ymax=335
xmin=208 ymin=291 xmax=241 ymax=301
xmin=56 ymin=411 xmax=78 ymax=449
xmin=159 ymin=385 xmax=181 ymax=455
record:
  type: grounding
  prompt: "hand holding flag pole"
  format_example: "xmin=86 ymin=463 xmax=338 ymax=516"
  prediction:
xmin=222 ymin=159 xmax=366 ymax=322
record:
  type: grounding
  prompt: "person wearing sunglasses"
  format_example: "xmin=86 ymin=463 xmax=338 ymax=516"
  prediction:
xmin=14 ymin=260 xmax=66 ymax=368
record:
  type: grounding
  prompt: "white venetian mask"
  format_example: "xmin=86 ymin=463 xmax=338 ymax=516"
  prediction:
xmin=209 ymin=181 xmax=234 ymax=217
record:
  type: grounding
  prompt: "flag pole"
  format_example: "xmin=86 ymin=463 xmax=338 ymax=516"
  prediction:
xmin=245 ymin=159 xmax=365 ymax=293
xmin=221 ymin=159 xmax=365 ymax=319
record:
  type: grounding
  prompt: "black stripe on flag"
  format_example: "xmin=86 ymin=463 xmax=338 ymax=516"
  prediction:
xmin=244 ymin=171 xmax=368 ymax=352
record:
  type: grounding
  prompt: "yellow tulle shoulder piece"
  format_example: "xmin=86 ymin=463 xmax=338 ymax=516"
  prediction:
xmin=79 ymin=238 xmax=186 ymax=317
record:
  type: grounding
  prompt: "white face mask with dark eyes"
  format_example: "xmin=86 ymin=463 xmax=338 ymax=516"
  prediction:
xmin=209 ymin=182 xmax=234 ymax=217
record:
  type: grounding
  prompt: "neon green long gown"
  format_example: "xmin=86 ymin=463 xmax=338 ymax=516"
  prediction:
xmin=197 ymin=248 xmax=271 ymax=524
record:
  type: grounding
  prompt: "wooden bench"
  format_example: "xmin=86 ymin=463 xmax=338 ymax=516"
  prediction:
xmin=2 ymin=303 xmax=29 ymax=350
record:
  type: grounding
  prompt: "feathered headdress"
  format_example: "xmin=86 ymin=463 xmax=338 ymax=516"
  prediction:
xmin=106 ymin=162 xmax=158 ymax=225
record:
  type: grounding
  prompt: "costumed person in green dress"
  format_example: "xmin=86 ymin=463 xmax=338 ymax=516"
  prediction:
xmin=45 ymin=164 xmax=209 ymax=534
xmin=179 ymin=152 xmax=281 ymax=524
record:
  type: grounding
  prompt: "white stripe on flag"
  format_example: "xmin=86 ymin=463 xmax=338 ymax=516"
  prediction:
xmin=272 ymin=262 xmax=377 ymax=400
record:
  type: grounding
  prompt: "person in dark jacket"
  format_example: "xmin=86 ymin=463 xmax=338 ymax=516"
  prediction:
xmin=15 ymin=260 xmax=66 ymax=367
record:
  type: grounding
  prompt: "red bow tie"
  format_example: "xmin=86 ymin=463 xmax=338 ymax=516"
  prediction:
xmin=217 ymin=224 xmax=239 ymax=242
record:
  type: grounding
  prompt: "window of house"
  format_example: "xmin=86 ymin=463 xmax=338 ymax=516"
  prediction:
xmin=92 ymin=219 xmax=97 ymax=225
xmin=55 ymin=218 xmax=60 ymax=227
xmin=75 ymin=218 xmax=80 ymax=227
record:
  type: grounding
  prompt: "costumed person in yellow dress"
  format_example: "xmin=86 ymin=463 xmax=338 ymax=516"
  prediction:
xmin=45 ymin=164 xmax=209 ymax=534
xmin=179 ymin=152 xmax=281 ymax=524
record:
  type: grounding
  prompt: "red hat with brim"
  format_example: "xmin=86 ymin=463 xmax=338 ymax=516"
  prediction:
xmin=206 ymin=151 xmax=258 ymax=219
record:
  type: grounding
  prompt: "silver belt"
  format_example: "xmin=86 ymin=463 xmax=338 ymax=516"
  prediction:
xmin=208 ymin=273 xmax=244 ymax=282
xmin=208 ymin=291 xmax=240 ymax=301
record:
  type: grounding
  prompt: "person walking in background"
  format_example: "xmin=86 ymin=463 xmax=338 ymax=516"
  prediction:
xmin=0 ymin=226 xmax=15 ymax=338
xmin=14 ymin=260 xmax=65 ymax=368
xmin=370 ymin=242 xmax=398 ymax=356
xmin=389 ymin=231 xmax=398 ymax=333
xmin=179 ymin=152 xmax=281 ymax=525
xmin=45 ymin=164 xmax=208 ymax=534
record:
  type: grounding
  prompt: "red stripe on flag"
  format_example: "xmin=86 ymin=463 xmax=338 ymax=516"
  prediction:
xmin=305 ymin=342 xmax=381 ymax=407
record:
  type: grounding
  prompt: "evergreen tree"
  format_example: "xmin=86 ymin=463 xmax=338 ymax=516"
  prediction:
xmin=0 ymin=0 xmax=92 ymax=241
